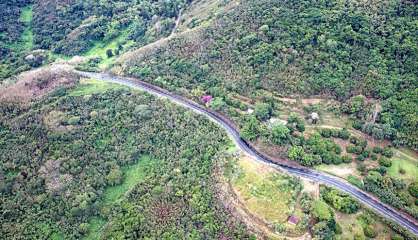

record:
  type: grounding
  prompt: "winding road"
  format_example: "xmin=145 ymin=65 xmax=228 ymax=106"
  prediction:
xmin=77 ymin=71 xmax=418 ymax=236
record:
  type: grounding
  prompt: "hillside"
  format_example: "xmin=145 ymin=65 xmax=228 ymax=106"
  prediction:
xmin=114 ymin=0 xmax=417 ymax=148
xmin=1 ymin=0 xmax=418 ymax=239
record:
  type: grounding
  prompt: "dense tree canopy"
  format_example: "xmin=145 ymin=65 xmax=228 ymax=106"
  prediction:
xmin=0 ymin=87 xmax=250 ymax=239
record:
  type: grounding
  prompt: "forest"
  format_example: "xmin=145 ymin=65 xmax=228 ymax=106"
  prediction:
xmin=121 ymin=0 xmax=417 ymax=149
xmin=0 ymin=0 xmax=189 ymax=79
xmin=0 ymin=84 xmax=251 ymax=239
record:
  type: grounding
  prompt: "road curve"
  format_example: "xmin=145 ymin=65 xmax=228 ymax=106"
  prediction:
xmin=76 ymin=71 xmax=418 ymax=236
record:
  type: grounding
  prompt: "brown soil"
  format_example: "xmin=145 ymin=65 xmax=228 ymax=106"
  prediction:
xmin=0 ymin=64 xmax=79 ymax=103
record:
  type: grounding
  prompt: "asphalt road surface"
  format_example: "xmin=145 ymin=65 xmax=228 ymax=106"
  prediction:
xmin=77 ymin=71 xmax=418 ymax=236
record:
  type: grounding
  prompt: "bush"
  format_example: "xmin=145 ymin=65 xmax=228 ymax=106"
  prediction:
xmin=408 ymin=182 xmax=418 ymax=198
xmin=352 ymin=120 xmax=364 ymax=130
xmin=312 ymin=200 xmax=333 ymax=221
xmin=342 ymin=155 xmax=352 ymax=163
xmin=391 ymin=234 xmax=404 ymax=240
xmin=382 ymin=147 xmax=394 ymax=158
xmin=348 ymin=175 xmax=364 ymax=189
xmin=378 ymin=157 xmax=392 ymax=167
xmin=320 ymin=128 xmax=334 ymax=138
xmin=67 ymin=116 xmax=81 ymax=125
xmin=363 ymin=225 xmax=377 ymax=238
xmin=254 ymin=103 xmax=272 ymax=121
xmin=271 ymin=123 xmax=290 ymax=145
xmin=356 ymin=155 xmax=365 ymax=162
xmin=338 ymin=128 xmax=350 ymax=140
xmin=372 ymin=146 xmax=382 ymax=154
xmin=106 ymin=49 xmax=114 ymax=58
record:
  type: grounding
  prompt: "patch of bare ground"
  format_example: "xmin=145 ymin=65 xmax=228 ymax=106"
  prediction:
xmin=0 ymin=64 xmax=79 ymax=103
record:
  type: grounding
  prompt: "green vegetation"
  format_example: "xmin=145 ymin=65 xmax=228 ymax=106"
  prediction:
xmin=0 ymin=83 xmax=250 ymax=239
xmin=388 ymin=157 xmax=418 ymax=182
xmin=102 ymin=156 xmax=151 ymax=204
xmin=84 ymin=156 xmax=153 ymax=240
xmin=69 ymin=78 xmax=127 ymax=96
xmin=0 ymin=1 xmax=34 ymax=79
xmin=232 ymin=157 xmax=302 ymax=223
xmin=120 ymin=0 xmax=417 ymax=149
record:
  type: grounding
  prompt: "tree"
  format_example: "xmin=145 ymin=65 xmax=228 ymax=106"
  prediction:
xmin=106 ymin=49 xmax=114 ymax=58
xmin=241 ymin=116 xmax=260 ymax=141
xmin=312 ymin=200 xmax=332 ymax=221
xmin=378 ymin=157 xmax=392 ymax=167
xmin=288 ymin=146 xmax=304 ymax=162
xmin=106 ymin=166 xmax=123 ymax=186
xmin=408 ymin=182 xmax=418 ymax=198
xmin=271 ymin=123 xmax=290 ymax=145
xmin=254 ymin=103 xmax=272 ymax=121
xmin=363 ymin=225 xmax=377 ymax=238
xmin=209 ymin=97 xmax=226 ymax=111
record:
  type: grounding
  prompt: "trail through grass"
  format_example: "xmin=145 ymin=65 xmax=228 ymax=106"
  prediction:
xmin=83 ymin=156 xmax=154 ymax=240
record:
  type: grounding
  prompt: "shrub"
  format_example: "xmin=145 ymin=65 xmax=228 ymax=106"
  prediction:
xmin=356 ymin=155 xmax=365 ymax=162
xmin=348 ymin=175 xmax=364 ymax=189
xmin=67 ymin=116 xmax=81 ymax=125
xmin=408 ymin=182 xmax=418 ymax=198
xmin=320 ymin=128 xmax=333 ymax=138
xmin=382 ymin=147 xmax=394 ymax=158
xmin=342 ymin=155 xmax=352 ymax=163
xmin=363 ymin=225 xmax=378 ymax=238
xmin=338 ymin=128 xmax=350 ymax=140
xmin=372 ymin=146 xmax=382 ymax=154
xmin=370 ymin=153 xmax=378 ymax=161
xmin=106 ymin=49 xmax=114 ymax=58
xmin=391 ymin=234 xmax=404 ymax=240
xmin=346 ymin=145 xmax=356 ymax=154
xmin=271 ymin=123 xmax=290 ymax=145
xmin=378 ymin=157 xmax=392 ymax=167
xmin=312 ymin=200 xmax=333 ymax=221
xmin=254 ymin=103 xmax=272 ymax=121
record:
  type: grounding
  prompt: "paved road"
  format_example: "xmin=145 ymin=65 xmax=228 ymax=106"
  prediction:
xmin=77 ymin=71 xmax=418 ymax=236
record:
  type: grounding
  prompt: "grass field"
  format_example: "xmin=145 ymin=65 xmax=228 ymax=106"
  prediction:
xmin=8 ymin=5 xmax=33 ymax=52
xmin=84 ymin=156 xmax=154 ymax=240
xmin=69 ymin=78 xmax=127 ymax=96
xmin=232 ymin=157 xmax=300 ymax=223
xmin=83 ymin=31 xmax=134 ymax=69
xmin=387 ymin=157 xmax=418 ymax=182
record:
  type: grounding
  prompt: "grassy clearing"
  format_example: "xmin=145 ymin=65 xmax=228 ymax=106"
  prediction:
xmin=232 ymin=157 xmax=300 ymax=223
xmin=69 ymin=78 xmax=126 ymax=96
xmin=83 ymin=32 xmax=134 ymax=69
xmin=17 ymin=5 xmax=33 ymax=51
xmin=103 ymin=156 xmax=152 ymax=203
xmin=84 ymin=156 xmax=154 ymax=240
xmin=387 ymin=157 xmax=418 ymax=182
xmin=84 ymin=217 xmax=106 ymax=240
